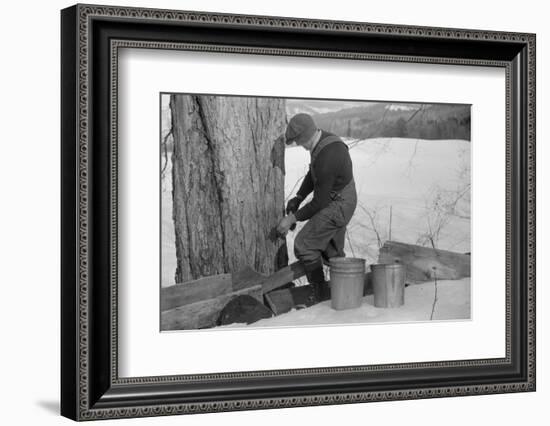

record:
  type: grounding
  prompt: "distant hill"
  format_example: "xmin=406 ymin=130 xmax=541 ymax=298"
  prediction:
xmin=286 ymin=99 xmax=376 ymax=117
xmin=309 ymin=103 xmax=471 ymax=141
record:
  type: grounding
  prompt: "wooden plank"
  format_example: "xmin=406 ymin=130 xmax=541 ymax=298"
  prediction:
xmin=160 ymin=274 xmax=232 ymax=311
xmin=231 ymin=266 xmax=266 ymax=291
xmin=378 ymin=240 xmax=470 ymax=283
xmin=264 ymin=289 xmax=294 ymax=315
xmin=264 ymin=285 xmax=318 ymax=315
xmin=261 ymin=261 xmax=306 ymax=294
xmin=161 ymin=285 xmax=263 ymax=331
xmin=161 ymin=261 xmax=307 ymax=313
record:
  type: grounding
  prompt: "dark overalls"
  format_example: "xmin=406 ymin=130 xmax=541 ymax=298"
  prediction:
xmin=294 ymin=136 xmax=357 ymax=268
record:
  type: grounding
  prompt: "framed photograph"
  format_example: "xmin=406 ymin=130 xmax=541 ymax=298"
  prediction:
xmin=61 ymin=4 xmax=536 ymax=421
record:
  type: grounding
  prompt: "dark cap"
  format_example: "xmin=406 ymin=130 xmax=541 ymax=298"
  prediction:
xmin=285 ymin=113 xmax=317 ymax=145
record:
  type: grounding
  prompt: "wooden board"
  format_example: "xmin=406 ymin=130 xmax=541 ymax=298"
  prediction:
xmin=378 ymin=240 xmax=470 ymax=283
xmin=161 ymin=274 xmax=232 ymax=311
xmin=160 ymin=262 xmax=308 ymax=329
xmin=264 ymin=285 xmax=318 ymax=315
xmin=161 ymin=285 xmax=263 ymax=330
xmin=260 ymin=261 xmax=306 ymax=294
xmin=161 ymin=262 xmax=306 ymax=313
xmin=231 ymin=266 xmax=266 ymax=291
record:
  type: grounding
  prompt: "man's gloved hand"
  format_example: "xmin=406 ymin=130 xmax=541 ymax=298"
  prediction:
xmin=277 ymin=213 xmax=297 ymax=237
xmin=286 ymin=196 xmax=303 ymax=215
xmin=286 ymin=196 xmax=302 ymax=231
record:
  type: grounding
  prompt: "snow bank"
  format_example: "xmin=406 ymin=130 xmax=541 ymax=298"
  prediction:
xmin=285 ymin=137 xmax=471 ymax=270
xmin=220 ymin=278 xmax=471 ymax=328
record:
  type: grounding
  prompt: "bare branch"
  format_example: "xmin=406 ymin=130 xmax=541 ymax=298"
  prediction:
xmin=388 ymin=205 xmax=393 ymax=242
xmin=357 ymin=202 xmax=383 ymax=248
xmin=430 ymin=267 xmax=439 ymax=320
xmin=346 ymin=231 xmax=356 ymax=258
xmin=348 ymin=103 xmax=395 ymax=150
xmin=404 ymin=106 xmax=428 ymax=173
xmin=285 ymin=168 xmax=308 ymax=203
xmin=406 ymin=104 xmax=425 ymax=123
xmin=161 ymin=130 xmax=172 ymax=178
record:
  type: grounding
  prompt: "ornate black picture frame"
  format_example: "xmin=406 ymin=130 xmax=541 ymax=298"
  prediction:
xmin=61 ymin=3 xmax=536 ymax=421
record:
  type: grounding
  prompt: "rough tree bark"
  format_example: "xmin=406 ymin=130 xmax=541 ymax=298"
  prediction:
xmin=170 ymin=94 xmax=288 ymax=283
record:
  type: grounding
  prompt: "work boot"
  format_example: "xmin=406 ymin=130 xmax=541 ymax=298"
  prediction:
xmin=303 ymin=259 xmax=331 ymax=303
xmin=313 ymin=281 xmax=331 ymax=302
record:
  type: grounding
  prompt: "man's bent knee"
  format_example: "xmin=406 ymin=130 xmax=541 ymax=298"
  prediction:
xmin=294 ymin=236 xmax=322 ymax=264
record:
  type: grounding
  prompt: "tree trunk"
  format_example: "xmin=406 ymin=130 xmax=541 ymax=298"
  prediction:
xmin=170 ymin=94 xmax=288 ymax=283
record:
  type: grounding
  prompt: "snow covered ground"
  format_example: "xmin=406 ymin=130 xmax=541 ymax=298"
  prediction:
xmin=220 ymin=278 xmax=470 ymax=328
xmin=285 ymin=137 xmax=470 ymax=286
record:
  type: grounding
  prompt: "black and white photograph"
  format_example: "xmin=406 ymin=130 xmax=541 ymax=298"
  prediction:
xmin=160 ymin=94 xmax=471 ymax=331
xmin=1 ymin=0 xmax=543 ymax=423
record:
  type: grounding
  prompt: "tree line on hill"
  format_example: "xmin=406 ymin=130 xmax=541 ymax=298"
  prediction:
xmin=312 ymin=103 xmax=471 ymax=141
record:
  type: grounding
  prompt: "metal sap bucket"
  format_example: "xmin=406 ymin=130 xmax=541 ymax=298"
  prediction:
xmin=371 ymin=263 xmax=406 ymax=308
xmin=329 ymin=257 xmax=366 ymax=310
